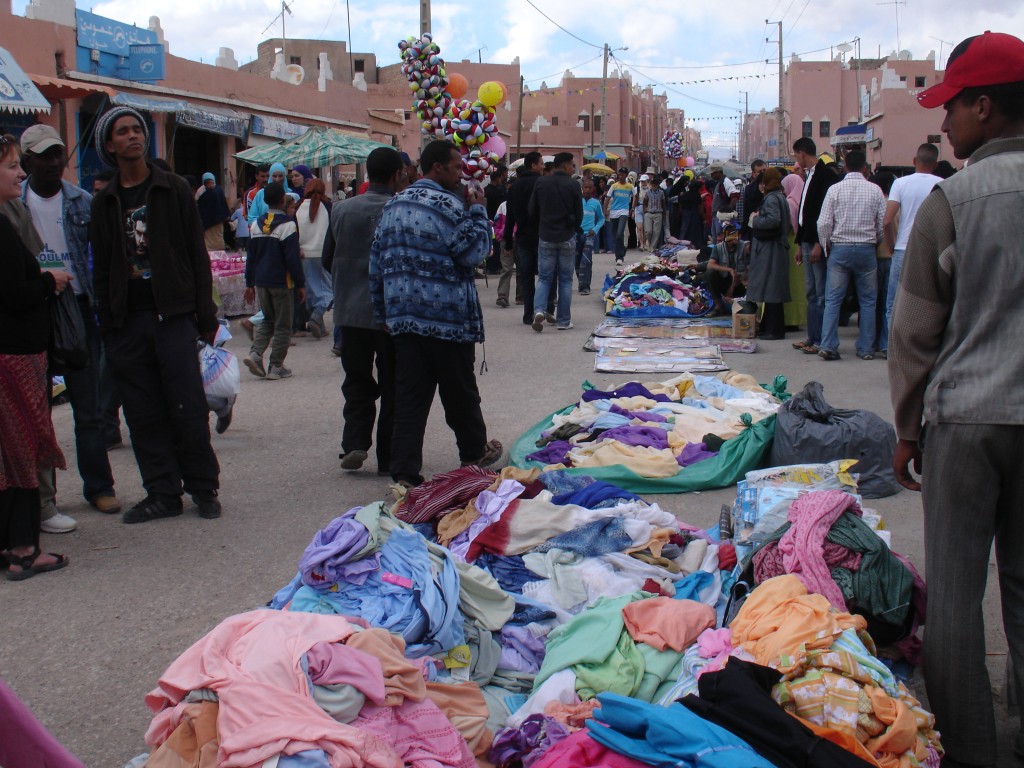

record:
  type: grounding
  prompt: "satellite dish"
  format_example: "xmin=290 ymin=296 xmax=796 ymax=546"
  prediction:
xmin=282 ymin=63 xmax=305 ymax=85
xmin=837 ymin=43 xmax=853 ymax=53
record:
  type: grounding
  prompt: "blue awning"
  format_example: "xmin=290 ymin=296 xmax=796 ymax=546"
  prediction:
xmin=831 ymin=123 xmax=867 ymax=147
xmin=0 ymin=47 xmax=50 ymax=114
xmin=112 ymin=92 xmax=188 ymax=113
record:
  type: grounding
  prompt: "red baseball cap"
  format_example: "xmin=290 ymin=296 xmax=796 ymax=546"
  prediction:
xmin=917 ymin=31 xmax=1024 ymax=108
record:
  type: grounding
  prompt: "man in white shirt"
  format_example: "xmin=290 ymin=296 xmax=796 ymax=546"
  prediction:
xmin=883 ymin=144 xmax=942 ymax=337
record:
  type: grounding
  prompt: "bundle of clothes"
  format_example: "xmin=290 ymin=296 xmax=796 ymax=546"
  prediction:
xmin=604 ymin=257 xmax=714 ymax=318
xmin=523 ymin=373 xmax=781 ymax=479
xmin=135 ymin=459 xmax=938 ymax=768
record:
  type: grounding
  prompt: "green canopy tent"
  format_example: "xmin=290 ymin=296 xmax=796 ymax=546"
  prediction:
xmin=235 ymin=126 xmax=393 ymax=168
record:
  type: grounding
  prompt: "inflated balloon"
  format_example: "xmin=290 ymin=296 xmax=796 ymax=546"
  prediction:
xmin=685 ymin=156 xmax=695 ymax=168
xmin=662 ymin=130 xmax=684 ymax=159
xmin=477 ymin=81 xmax=506 ymax=107
xmin=448 ymin=73 xmax=469 ymax=99
xmin=481 ymin=135 xmax=507 ymax=158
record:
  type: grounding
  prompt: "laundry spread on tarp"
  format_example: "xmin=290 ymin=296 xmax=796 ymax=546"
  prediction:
xmin=603 ymin=256 xmax=714 ymax=318
xmin=132 ymin=454 xmax=938 ymax=768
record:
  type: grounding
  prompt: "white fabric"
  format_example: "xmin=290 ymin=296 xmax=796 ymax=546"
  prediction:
xmin=889 ymin=172 xmax=942 ymax=250
xmin=296 ymin=200 xmax=330 ymax=259
xmin=505 ymin=669 xmax=578 ymax=727
xmin=25 ymin=187 xmax=82 ymax=294
xmin=522 ymin=549 xmax=588 ymax=611
xmin=448 ymin=479 xmax=525 ymax=561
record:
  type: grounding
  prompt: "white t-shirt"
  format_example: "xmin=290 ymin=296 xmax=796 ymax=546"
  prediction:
xmin=25 ymin=186 xmax=83 ymax=295
xmin=889 ymin=172 xmax=942 ymax=251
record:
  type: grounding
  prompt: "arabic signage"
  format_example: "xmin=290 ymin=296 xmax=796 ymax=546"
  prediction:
xmin=76 ymin=10 xmax=156 ymax=55
xmin=251 ymin=115 xmax=306 ymax=140
xmin=75 ymin=10 xmax=165 ymax=83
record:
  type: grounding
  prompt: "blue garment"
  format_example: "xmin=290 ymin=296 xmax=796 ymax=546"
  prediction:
xmin=289 ymin=528 xmax=466 ymax=657
xmin=246 ymin=211 xmax=305 ymax=290
xmin=475 ymin=553 xmax=537 ymax=594
xmin=581 ymin=197 xmax=605 ymax=236
xmin=247 ymin=162 xmax=292 ymax=224
xmin=582 ymin=382 xmax=673 ymax=403
xmin=587 ymin=693 xmax=776 ymax=768
xmin=801 ymin=243 xmax=827 ymax=346
xmin=534 ymin=237 xmax=575 ymax=327
xmin=230 ymin=208 xmax=249 ymax=240
xmin=820 ymin=243 xmax=877 ymax=356
xmin=369 ymin=178 xmax=490 ymax=344
xmin=539 ymin=469 xmax=597 ymax=496
xmin=21 ymin=180 xmax=94 ymax=303
xmin=673 ymin=570 xmax=715 ymax=602
xmin=551 ymin=481 xmax=643 ymax=509
xmin=577 ymin=232 xmax=595 ymax=293
xmin=277 ymin=750 xmax=331 ymax=768
xmin=534 ymin=517 xmax=634 ymax=557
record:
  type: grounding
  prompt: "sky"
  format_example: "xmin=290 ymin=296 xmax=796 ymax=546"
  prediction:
xmin=17 ymin=0 xmax=1024 ymax=154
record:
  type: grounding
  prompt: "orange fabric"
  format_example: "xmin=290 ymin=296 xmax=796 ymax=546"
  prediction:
xmin=544 ymin=699 xmax=601 ymax=730
xmin=424 ymin=681 xmax=493 ymax=767
xmin=621 ymin=597 xmax=716 ymax=652
xmin=794 ymin=714 xmax=882 ymax=768
xmin=729 ymin=575 xmax=867 ymax=672
xmin=626 ymin=527 xmax=676 ymax=558
xmin=864 ymin=686 xmax=925 ymax=768
xmin=345 ymin=629 xmax=425 ymax=706
xmin=145 ymin=701 xmax=219 ymax=768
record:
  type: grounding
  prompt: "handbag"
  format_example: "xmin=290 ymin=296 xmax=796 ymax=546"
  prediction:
xmin=50 ymin=289 xmax=88 ymax=373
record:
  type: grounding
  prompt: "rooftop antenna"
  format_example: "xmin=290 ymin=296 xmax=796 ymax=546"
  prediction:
xmin=263 ymin=0 xmax=295 ymax=64
xmin=876 ymin=0 xmax=907 ymax=55
xmin=930 ymin=35 xmax=955 ymax=69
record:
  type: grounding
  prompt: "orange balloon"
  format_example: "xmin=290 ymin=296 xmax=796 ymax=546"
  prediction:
xmin=448 ymin=73 xmax=468 ymax=99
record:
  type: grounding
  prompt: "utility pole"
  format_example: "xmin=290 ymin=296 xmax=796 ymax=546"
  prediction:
xmin=420 ymin=0 xmax=430 ymax=36
xmin=590 ymin=102 xmax=595 ymax=157
xmin=515 ymin=74 xmax=524 ymax=161
xmin=767 ymin=19 xmax=784 ymax=160
xmin=740 ymin=90 xmax=749 ymax=163
xmin=600 ymin=42 xmax=609 ymax=154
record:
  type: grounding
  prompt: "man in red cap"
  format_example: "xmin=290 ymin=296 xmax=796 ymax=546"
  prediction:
xmin=888 ymin=32 xmax=1024 ymax=768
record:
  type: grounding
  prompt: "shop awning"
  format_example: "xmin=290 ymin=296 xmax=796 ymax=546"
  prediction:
xmin=31 ymin=74 xmax=115 ymax=100
xmin=177 ymin=103 xmax=248 ymax=139
xmin=831 ymin=123 xmax=867 ymax=147
xmin=0 ymin=47 xmax=50 ymax=114
xmin=112 ymin=92 xmax=188 ymax=112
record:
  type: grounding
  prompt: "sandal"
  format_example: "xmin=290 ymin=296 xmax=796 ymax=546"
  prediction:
xmin=4 ymin=546 xmax=69 ymax=582
xmin=462 ymin=439 xmax=507 ymax=470
xmin=792 ymin=339 xmax=812 ymax=351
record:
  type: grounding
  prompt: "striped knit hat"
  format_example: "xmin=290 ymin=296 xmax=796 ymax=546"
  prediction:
xmin=94 ymin=106 xmax=149 ymax=168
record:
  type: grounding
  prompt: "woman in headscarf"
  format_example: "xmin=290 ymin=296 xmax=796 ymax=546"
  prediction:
xmin=296 ymin=178 xmax=333 ymax=338
xmin=0 ymin=134 xmax=70 ymax=581
xmin=289 ymin=164 xmax=314 ymax=197
xmin=747 ymin=167 xmax=791 ymax=340
xmin=781 ymin=171 xmax=807 ymax=332
xmin=246 ymin=162 xmax=290 ymax=225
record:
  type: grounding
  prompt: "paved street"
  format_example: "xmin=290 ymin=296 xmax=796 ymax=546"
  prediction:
xmin=1 ymin=247 xmax=1014 ymax=766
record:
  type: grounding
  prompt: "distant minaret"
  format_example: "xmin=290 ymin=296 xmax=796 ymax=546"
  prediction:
xmin=420 ymin=0 xmax=430 ymax=35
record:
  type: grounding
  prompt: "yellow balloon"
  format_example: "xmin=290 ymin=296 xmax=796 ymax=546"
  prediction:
xmin=477 ymin=81 xmax=506 ymax=108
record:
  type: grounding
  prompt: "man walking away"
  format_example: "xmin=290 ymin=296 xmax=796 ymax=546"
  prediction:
xmin=244 ymin=182 xmax=305 ymax=381
xmin=815 ymin=150 xmax=886 ymax=361
xmin=20 ymin=125 xmax=121 ymax=525
xmin=889 ymin=32 xmax=1024 ymax=768
xmin=90 ymin=106 xmax=221 ymax=523
xmin=503 ymin=152 xmax=543 ymax=320
xmin=643 ymin=174 xmax=667 ymax=251
xmin=606 ymin=167 xmax=634 ymax=265
xmin=322 ymin=147 xmax=406 ymax=476
xmin=791 ymin=137 xmax=839 ymax=355
xmin=529 ymin=152 xmax=582 ymax=332
xmin=370 ymin=140 xmax=503 ymax=488
xmin=577 ymin=179 xmax=604 ymax=295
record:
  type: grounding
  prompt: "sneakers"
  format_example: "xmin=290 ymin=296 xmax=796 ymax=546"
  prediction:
xmin=122 ymin=495 xmax=183 ymax=524
xmin=40 ymin=512 xmax=77 ymax=534
xmin=461 ymin=439 xmax=507 ymax=471
xmin=331 ymin=345 xmax=343 ymax=357
xmin=215 ymin=404 xmax=233 ymax=434
xmin=306 ymin=318 xmax=325 ymax=339
xmin=193 ymin=492 xmax=221 ymax=520
xmin=818 ymin=349 xmax=841 ymax=361
xmin=244 ymin=352 xmax=266 ymax=378
xmin=496 ymin=296 xmax=509 ymax=308
xmin=265 ymin=364 xmax=293 ymax=380
xmin=557 ymin=323 xmax=575 ymax=330
xmin=340 ymin=449 xmax=368 ymax=470
xmin=91 ymin=495 xmax=122 ymax=514
xmin=532 ymin=312 xmax=545 ymax=333
xmin=545 ymin=312 xmax=557 ymax=324
xmin=579 ymin=289 xmax=590 ymax=295
xmin=615 ymin=259 xmax=624 ymax=267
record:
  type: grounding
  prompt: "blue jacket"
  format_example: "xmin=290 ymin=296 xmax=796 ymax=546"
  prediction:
xmin=21 ymin=179 xmax=94 ymax=304
xmin=245 ymin=210 xmax=305 ymax=290
xmin=369 ymin=178 xmax=489 ymax=344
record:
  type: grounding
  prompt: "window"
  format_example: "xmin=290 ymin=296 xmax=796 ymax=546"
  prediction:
xmin=899 ymin=75 xmax=907 ymax=83
xmin=802 ymin=120 xmax=812 ymax=138
xmin=915 ymin=76 xmax=926 ymax=88
xmin=551 ymin=116 xmax=559 ymax=126
xmin=593 ymin=115 xmax=602 ymax=132
xmin=927 ymin=134 xmax=942 ymax=144
xmin=290 ymin=56 xmax=301 ymax=66
xmin=630 ymin=117 xmax=636 ymax=137
xmin=579 ymin=114 xmax=590 ymax=131
xmin=819 ymin=120 xmax=831 ymax=138
xmin=354 ymin=59 xmax=365 ymax=73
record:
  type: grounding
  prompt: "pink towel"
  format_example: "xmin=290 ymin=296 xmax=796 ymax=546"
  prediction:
xmin=777 ymin=490 xmax=860 ymax=609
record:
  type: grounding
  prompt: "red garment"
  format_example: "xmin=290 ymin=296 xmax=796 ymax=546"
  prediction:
xmin=531 ymin=729 xmax=651 ymax=768
xmin=243 ymin=183 xmax=262 ymax=219
xmin=752 ymin=539 xmax=862 ymax=586
xmin=0 ymin=353 xmax=65 ymax=489
xmin=397 ymin=466 xmax=496 ymax=524
xmin=717 ymin=543 xmax=737 ymax=571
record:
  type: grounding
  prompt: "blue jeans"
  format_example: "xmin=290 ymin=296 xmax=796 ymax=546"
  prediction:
xmin=875 ymin=256 xmax=892 ymax=352
xmin=801 ymin=243 xmax=827 ymax=346
xmin=64 ymin=296 xmax=117 ymax=501
xmin=886 ymin=248 xmax=905 ymax=333
xmin=535 ymin=238 xmax=575 ymax=327
xmin=820 ymin=244 xmax=877 ymax=356
xmin=612 ymin=216 xmax=629 ymax=262
xmin=576 ymin=232 xmax=594 ymax=292
xmin=302 ymin=257 xmax=332 ymax=321
xmin=602 ymin=220 xmax=615 ymax=252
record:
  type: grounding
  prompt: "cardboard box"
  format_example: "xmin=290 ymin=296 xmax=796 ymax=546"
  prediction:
xmin=732 ymin=302 xmax=757 ymax=338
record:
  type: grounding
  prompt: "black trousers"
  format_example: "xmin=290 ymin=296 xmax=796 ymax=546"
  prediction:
xmin=103 ymin=312 xmax=220 ymax=499
xmin=516 ymin=242 xmax=539 ymax=324
xmin=390 ymin=334 xmax=487 ymax=485
xmin=339 ymin=326 xmax=395 ymax=470
xmin=0 ymin=488 xmax=40 ymax=552
xmin=759 ymin=302 xmax=786 ymax=337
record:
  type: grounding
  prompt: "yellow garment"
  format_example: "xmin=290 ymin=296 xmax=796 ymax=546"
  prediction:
xmin=626 ymin=527 xmax=676 ymax=558
xmin=568 ymin=442 xmax=681 ymax=478
xmin=729 ymin=575 xmax=867 ymax=672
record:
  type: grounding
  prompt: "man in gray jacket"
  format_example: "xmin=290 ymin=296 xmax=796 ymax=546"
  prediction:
xmin=322 ymin=147 xmax=407 ymax=474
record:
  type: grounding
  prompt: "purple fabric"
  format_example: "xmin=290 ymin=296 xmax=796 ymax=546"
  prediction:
xmin=0 ymin=679 xmax=85 ymax=768
xmin=676 ymin=441 xmax=718 ymax=467
xmin=591 ymin=425 xmax=669 ymax=449
xmin=298 ymin=507 xmax=380 ymax=589
xmin=581 ymin=382 xmax=673 ymax=403
xmin=499 ymin=625 xmax=547 ymax=673
xmin=526 ymin=440 xmax=572 ymax=465
xmin=490 ymin=714 xmax=572 ymax=768
xmin=892 ymin=551 xmax=926 ymax=666
xmin=609 ymin=404 xmax=669 ymax=422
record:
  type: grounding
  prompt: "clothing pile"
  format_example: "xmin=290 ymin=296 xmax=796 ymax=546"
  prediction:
xmin=603 ymin=258 xmax=714 ymax=318
xmin=592 ymin=338 xmax=728 ymax=375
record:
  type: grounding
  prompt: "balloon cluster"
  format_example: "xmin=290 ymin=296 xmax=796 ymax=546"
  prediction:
xmin=662 ymin=131 xmax=685 ymax=159
xmin=397 ymin=33 xmax=509 ymax=180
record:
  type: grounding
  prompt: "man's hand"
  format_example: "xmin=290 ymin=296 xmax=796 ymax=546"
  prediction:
xmin=794 ymin=250 xmax=803 ymax=265
xmin=465 ymin=188 xmax=485 ymax=208
xmin=893 ymin=438 xmax=922 ymax=491
xmin=809 ymin=243 xmax=824 ymax=263
xmin=297 ymin=287 xmax=306 ymax=304
xmin=201 ymin=329 xmax=217 ymax=346
xmin=244 ymin=286 xmax=255 ymax=304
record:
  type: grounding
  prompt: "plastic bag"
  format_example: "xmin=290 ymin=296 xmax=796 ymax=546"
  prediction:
xmin=769 ymin=381 xmax=901 ymax=498
xmin=199 ymin=342 xmax=240 ymax=401
xmin=50 ymin=289 xmax=88 ymax=372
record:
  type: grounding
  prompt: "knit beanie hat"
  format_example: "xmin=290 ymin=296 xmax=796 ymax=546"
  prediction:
xmin=94 ymin=106 xmax=150 ymax=168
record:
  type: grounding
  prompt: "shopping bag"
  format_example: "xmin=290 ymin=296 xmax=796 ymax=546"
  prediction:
xmin=199 ymin=342 xmax=240 ymax=400
xmin=50 ymin=289 xmax=88 ymax=372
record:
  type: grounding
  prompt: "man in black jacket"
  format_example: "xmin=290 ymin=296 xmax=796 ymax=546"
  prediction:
xmin=502 ymin=152 xmax=543 ymax=322
xmin=90 ymin=106 xmax=221 ymax=523
xmin=528 ymin=152 xmax=583 ymax=331
xmin=791 ymin=137 xmax=839 ymax=354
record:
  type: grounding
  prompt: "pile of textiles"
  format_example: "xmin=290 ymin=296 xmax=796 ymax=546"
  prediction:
xmin=603 ymin=258 xmax=713 ymax=318
xmin=592 ymin=338 xmax=728 ymax=374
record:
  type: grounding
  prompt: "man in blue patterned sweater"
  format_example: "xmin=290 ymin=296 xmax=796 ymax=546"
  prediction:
xmin=370 ymin=140 xmax=504 ymax=488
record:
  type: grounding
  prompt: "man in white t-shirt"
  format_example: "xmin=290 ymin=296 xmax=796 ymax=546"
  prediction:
xmin=20 ymin=124 xmax=122 ymax=527
xmin=883 ymin=143 xmax=942 ymax=340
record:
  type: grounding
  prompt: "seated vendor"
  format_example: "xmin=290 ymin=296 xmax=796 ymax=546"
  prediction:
xmin=701 ymin=223 xmax=750 ymax=315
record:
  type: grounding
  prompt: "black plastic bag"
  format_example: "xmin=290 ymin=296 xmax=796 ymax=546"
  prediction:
xmin=769 ymin=380 xmax=901 ymax=498
xmin=50 ymin=289 xmax=88 ymax=373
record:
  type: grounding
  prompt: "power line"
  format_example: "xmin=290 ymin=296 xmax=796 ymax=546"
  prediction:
xmin=611 ymin=53 xmax=740 ymax=112
xmin=524 ymin=53 xmax=604 ymax=85
xmin=789 ymin=0 xmax=813 ymax=35
xmin=523 ymin=0 xmax=602 ymax=50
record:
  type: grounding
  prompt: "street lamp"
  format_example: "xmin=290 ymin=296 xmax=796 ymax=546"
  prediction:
xmin=600 ymin=44 xmax=628 ymax=155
